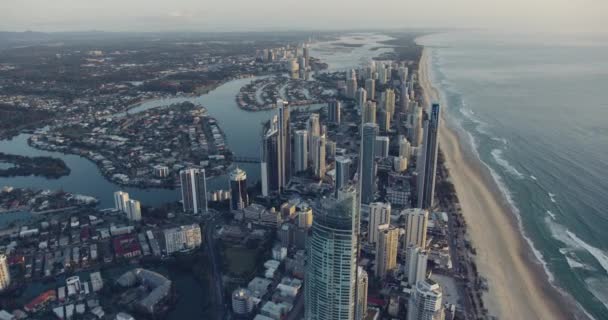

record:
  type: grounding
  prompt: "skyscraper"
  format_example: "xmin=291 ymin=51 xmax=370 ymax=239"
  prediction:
xmin=325 ymin=139 xmax=337 ymax=159
xmin=0 ymin=254 xmax=10 ymax=291
xmin=261 ymin=118 xmax=280 ymax=196
xmin=377 ymin=63 xmax=387 ymax=85
xmin=375 ymin=224 xmax=399 ymax=279
xmin=335 ymin=156 xmax=352 ymax=196
xmin=368 ymin=202 xmax=391 ymax=244
xmin=278 ymin=99 xmax=292 ymax=190
xmin=113 ymin=191 xmax=129 ymax=213
xmin=180 ymin=168 xmax=208 ymax=214
xmin=127 ymin=199 xmax=142 ymax=221
xmin=294 ymin=130 xmax=309 ymax=172
xmin=360 ymin=123 xmax=378 ymax=204
xmin=365 ymin=78 xmax=375 ymax=100
xmin=417 ymin=103 xmax=440 ymax=209
xmin=378 ymin=108 xmax=390 ymax=132
xmin=305 ymin=193 xmax=358 ymax=320
xmin=230 ymin=167 xmax=249 ymax=211
xmin=400 ymin=83 xmax=410 ymax=114
xmin=307 ymin=113 xmax=321 ymax=160
xmin=398 ymin=66 xmax=409 ymax=83
xmin=399 ymin=136 xmax=412 ymax=159
xmin=328 ymin=100 xmax=341 ymax=124
xmin=407 ymin=246 xmax=428 ymax=286
xmin=363 ymin=101 xmax=376 ymax=124
xmin=407 ymin=279 xmax=444 ymax=320
xmin=410 ymin=103 xmax=423 ymax=147
xmin=375 ymin=136 xmax=389 ymax=158
xmin=346 ymin=71 xmax=358 ymax=99
xmin=357 ymin=87 xmax=367 ymax=109
xmin=311 ymin=135 xmax=326 ymax=179
xmin=356 ymin=267 xmax=368 ymax=320
xmin=303 ymin=45 xmax=310 ymax=67
xmin=383 ymin=89 xmax=396 ymax=118
xmin=403 ymin=208 xmax=429 ymax=249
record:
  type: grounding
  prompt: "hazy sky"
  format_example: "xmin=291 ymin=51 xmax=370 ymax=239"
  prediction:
xmin=2 ymin=0 xmax=607 ymax=33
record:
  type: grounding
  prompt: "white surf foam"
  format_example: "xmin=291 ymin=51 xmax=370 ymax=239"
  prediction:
xmin=546 ymin=210 xmax=557 ymax=220
xmin=567 ymin=256 xmax=590 ymax=269
xmin=491 ymin=149 xmax=525 ymax=179
xmin=549 ymin=192 xmax=557 ymax=203
xmin=585 ymin=277 xmax=608 ymax=311
xmin=428 ymin=50 xmax=556 ymax=285
xmin=427 ymin=43 xmax=602 ymax=320
xmin=547 ymin=217 xmax=608 ymax=281
xmin=566 ymin=230 xmax=608 ymax=275
xmin=491 ymin=136 xmax=508 ymax=145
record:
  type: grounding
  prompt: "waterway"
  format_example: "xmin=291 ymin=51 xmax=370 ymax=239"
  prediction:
xmin=0 ymin=33 xmax=392 ymax=209
xmin=0 ymin=33 xmax=393 ymax=318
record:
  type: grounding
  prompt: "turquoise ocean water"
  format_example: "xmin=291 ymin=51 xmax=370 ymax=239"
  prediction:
xmin=418 ymin=31 xmax=608 ymax=319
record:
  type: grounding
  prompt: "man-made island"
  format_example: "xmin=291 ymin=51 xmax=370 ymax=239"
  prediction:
xmin=28 ymin=102 xmax=231 ymax=188
xmin=236 ymin=75 xmax=334 ymax=111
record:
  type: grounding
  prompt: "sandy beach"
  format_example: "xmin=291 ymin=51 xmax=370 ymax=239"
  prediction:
xmin=418 ymin=48 xmax=584 ymax=320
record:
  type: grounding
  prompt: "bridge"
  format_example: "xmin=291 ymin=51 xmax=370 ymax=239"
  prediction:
xmin=233 ymin=156 xmax=261 ymax=164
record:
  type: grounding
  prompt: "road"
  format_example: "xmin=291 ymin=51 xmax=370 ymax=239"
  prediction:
xmin=205 ymin=209 xmax=226 ymax=320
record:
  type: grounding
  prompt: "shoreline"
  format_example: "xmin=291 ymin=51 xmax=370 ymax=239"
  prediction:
xmin=418 ymin=47 xmax=587 ymax=319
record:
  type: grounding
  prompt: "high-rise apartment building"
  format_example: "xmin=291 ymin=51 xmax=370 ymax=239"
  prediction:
xmin=0 ymin=255 xmax=10 ymax=291
xmin=294 ymin=130 xmax=309 ymax=172
xmin=114 ymin=191 xmax=129 ymax=213
xmin=180 ymin=168 xmax=208 ymax=214
xmin=360 ymin=123 xmax=378 ymax=204
xmin=407 ymin=279 xmax=444 ymax=320
xmin=307 ymin=113 xmax=321 ymax=161
xmin=346 ymin=72 xmax=358 ymax=99
xmin=368 ymin=202 xmax=391 ymax=244
xmin=375 ymin=224 xmax=399 ymax=279
xmin=356 ymin=266 xmax=368 ymax=320
xmin=335 ymin=156 xmax=352 ymax=195
xmin=417 ymin=103 xmax=440 ymax=209
xmin=365 ymin=78 xmax=375 ymax=100
xmin=164 ymin=224 xmax=203 ymax=254
xmin=375 ymin=136 xmax=389 ymax=158
xmin=127 ymin=199 xmax=142 ymax=221
xmin=399 ymin=136 xmax=412 ymax=159
xmin=305 ymin=193 xmax=358 ymax=320
xmin=278 ymin=99 xmax=292 ymax=190
xmin=328 ymin=100 xmax=341 ymax=124
xmin=312 ymin=135 xmax=326 ymax=179
xmin=407 ymin=246 xmax=428 ymax=286
xmin=403 ymin=208 xmax=429 ymax=249
xmin=261 ymin=119 xmax=280 ymax=196
xmin=363 ymin=101 xmax=377 ymax=124
xmin=357 ymin=87 xmax=367 ymax=109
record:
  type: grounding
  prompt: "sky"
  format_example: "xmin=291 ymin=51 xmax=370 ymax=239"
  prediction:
xmin=1 ymin=0 xmax=607 ymax=33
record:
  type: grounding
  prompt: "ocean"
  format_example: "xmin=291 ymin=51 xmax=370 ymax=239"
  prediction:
xmin=417 ymin=31 xmax=608 ymax=319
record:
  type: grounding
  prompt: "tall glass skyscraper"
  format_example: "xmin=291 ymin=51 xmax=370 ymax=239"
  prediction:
xmin=294 ymin=130 xmax=309 ymax=172
xmin=277 ymin=99 xmax=292 ymax=191
xmin=261 ymin=121 xmax=280 ymax=196
xmin=305 ymin=192 xmax=358 ymax=320
xmin=360 ymin=123 xmax=378 ymax=204
xmin=417 ymin=103 xmax=441 ymax=209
